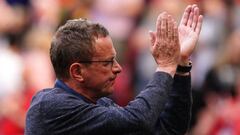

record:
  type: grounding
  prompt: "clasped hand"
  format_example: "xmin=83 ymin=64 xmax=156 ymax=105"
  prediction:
xmin=149 ymin=4 xmax=203 ymax=76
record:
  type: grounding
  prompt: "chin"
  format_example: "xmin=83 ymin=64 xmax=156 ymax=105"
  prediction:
xmin=107 ymin=89 xmax=114 ymax=95
xmin=103 ymin=88 xmax=114 ymax=96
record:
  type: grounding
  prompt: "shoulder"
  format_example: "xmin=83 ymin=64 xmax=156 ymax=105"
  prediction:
xmin=26 ymin=88 xmax=88 ymax=134
xmin=36 ymin=88 xmax=85 ymax=107
xmin=27 ymin=88 xmax=85 ymax=117
xmin=32 ymin=88 xmax=76 ymax=104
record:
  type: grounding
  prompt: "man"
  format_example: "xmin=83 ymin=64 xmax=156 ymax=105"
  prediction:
xmin=25 ymin=4 xmax=202 ymax=135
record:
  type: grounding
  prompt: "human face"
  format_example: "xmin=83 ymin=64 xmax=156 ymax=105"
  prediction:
xmin=81 ymin=36 xmax=122 ymax=98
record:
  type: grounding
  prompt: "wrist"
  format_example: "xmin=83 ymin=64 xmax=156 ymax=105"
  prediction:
xmin=176 ymin=61 xmax=192 ymax=76
xmin=175 ymin=72 xmax=190 ymax=76
xmin=156 ymin=65 xmax=177 ymax=78
xmin=179 ymin=57 xmax=190 ymax=66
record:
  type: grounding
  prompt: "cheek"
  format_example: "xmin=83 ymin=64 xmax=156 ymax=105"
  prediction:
xmin=96 ymin=69 xmax=113 ymax=79
xmin=102 ymin=81 xmax=115 ymax=94
xmin=84 ymin=67 xmax=113 ymax=87
xmin=96 ymin=74 xmax=114 ymax=90
xmin=90 ymin=71 xmax=112 ymax=85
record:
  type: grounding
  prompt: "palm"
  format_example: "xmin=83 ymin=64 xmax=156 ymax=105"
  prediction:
xmin=178 ymin=5 xmax=203 ymax=60
xmin=179 ymin=24 xmax=198 ymax=59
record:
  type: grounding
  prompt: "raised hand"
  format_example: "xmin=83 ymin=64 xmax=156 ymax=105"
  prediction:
xmin=178 ymin=5 xmax=203 ymax=64
xmin=149 ymin=12 xmax=180 ymax=76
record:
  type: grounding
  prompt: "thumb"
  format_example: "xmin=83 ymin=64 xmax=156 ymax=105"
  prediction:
xmin=149 ymin=30 xmax=156 ymax=45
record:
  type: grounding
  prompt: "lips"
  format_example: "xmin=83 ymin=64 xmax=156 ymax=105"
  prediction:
xmin=109 ymin=77 xmax=116 ymax=85
xmin=110 ymin=76 xmax=116 ymax=81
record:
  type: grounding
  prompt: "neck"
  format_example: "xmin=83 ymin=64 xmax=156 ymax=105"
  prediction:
xmin=64 ymin=80 xmax=99 ymax=104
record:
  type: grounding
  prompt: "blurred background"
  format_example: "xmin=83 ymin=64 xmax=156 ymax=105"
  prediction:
xmin=0 ymin=0 xmax=240 ymax=134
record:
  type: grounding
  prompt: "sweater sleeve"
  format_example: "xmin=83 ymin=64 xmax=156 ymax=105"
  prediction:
xmin=154 ymin=74 xmax=192 ymax=135
xmin=31 ymin=72 xmax=173 ymax=135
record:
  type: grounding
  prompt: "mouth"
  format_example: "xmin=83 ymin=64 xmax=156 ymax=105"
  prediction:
xmin=110 ymin=76 xmax=116 ymax=81
xmin=111 ymin=80 xmax=115 ymax=86
xmin=109 ymin=77 xmax=116 ymax=85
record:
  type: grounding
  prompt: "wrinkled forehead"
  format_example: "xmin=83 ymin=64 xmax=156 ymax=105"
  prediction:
xmin=92 ymin=36 xmax=116 ymax=59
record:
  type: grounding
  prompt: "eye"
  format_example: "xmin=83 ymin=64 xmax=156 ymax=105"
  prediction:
xmin=103 ymin=61 xmax=112 ymax=66
xmin=103 ymin=59 xmax=114 ymax=67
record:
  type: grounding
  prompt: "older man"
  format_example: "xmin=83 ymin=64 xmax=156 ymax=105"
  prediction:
xmin=25 ymin=4 xmax=202 ymax=135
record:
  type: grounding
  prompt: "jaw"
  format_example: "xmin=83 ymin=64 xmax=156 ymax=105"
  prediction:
xmin=80 ymin=82 xmax=114 ymax=102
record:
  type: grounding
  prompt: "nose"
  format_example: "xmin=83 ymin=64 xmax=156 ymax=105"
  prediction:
xmin=112 ymin=59 xmax=122 ymax=74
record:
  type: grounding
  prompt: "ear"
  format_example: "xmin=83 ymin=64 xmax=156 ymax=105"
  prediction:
xmin=69 ymin=63 xmax=84 ymax=82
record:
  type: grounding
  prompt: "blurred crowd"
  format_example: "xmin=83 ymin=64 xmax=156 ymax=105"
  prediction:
xmin=0 ymin=0 xmax=239 ymax=134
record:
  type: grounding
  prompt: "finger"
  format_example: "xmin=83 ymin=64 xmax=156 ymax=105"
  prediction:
xmin=192 ymin=6 xmax=199 ymax=30
xmin=149 ymin=30 xmax=156 ymax=45
xmin=195 ymin=15 xmax=203 ymax=35
xmin=187 ymin=11 xmax=194 ymax=27
xmin=173 ymin=21 xmax=179 ymax=43
xmin=161 ymin=12 xmax=167 ymax=39
xmin=188 ymin=4 xmax=198 ymax=27
xmin=180 ymin=5 xmax=191 ymax=26
xmin=156 ymin=14 xmax=162 ymax=38
xmin=171 ymin=18 xmax=176 ymax=41
xmin=167 ymin=15 xmax=173 ymax=38
xmin=192 ymin=4 xmax=198 ymax=9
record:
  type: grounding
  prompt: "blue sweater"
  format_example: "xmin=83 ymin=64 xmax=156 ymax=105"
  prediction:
xmin=25 ymin=72 xmax=191 ymax=135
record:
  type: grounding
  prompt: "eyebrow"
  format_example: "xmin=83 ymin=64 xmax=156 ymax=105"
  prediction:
xmin=92 ymin=53 xmax=116 ymax=61
xmin=87 ymin=56 xmax=115 ymax=62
